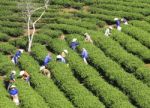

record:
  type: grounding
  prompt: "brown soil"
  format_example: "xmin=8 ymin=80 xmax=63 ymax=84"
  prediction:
xmin=82 ymin=6 xmax=90 ymax=12
xmin=145 ymin=64 xmax=150 ymax=68
xmin=62 ymin=8 xmax=78 ymax=13
xmin=24 ymin=29 xmax=38 ymax=36
xmin=0 ymin=76 xmax=3 ymax=80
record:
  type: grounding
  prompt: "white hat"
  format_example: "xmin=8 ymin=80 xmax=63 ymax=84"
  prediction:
xmin=109 ymin=26 xmax=113 ymax=29
xmin=82 ymin=48 xmax=86 ymax=51
xmin=11 ymin=70 xmax=16 ymax=75
xmin=121 ymin=18 xmax=124 ymax=21
xmin=72 ymin=38 xmax=77 ymax=42
xmin=63 ymin=49 xmax=68 ymax=54
xmin=10 ymin=85 xmax=16 ymax=88
xmin=84 ymin=33 xmax=88 ymax=36
xmin=40 ymin=66 xmax=45 ymax=71
xmin=19 ymin=49 xmax=24 ymax=53
xmin=114 ymin=18 xmax=119 ymax=21
xmin=19 ymin=71 xmax=25 ymax=76
xmin=57 ymin=55 xmax=62 ymax=59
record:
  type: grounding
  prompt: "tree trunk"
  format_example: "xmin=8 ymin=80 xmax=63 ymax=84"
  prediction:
xmin=28 ymin=40 xmax=32 ymax=52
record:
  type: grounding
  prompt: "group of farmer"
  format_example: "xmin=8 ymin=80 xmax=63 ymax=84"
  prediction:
xmin=7 ymin=49 xmax=30 ymax=105
xmin=6 ymin=17 xmax=128 ymax=106
xmin=105 ymin=17 xmax=128 ymax=36
xmin=7 ymin=33 xmax=91 ymax=105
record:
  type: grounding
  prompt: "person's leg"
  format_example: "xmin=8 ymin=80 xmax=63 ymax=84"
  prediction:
xmin=26 ymin=77 xmax=30 ymax=86
xmin=7 ymin=82 xmax=12 ymax=91
xmin=13 ymin=95 xmax=20 ymax=105
xmin=83 ymin=58 xmax=88 ymax=64
xmin=47 ymin=72 xmax=51 ymax=78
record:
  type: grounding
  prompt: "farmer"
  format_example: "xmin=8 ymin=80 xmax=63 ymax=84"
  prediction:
xmin=114 ymin=18 xmax=122 ymax=31
xmin=121 ymin=18 xmax=128 ymax=25
xmin=56 ymin=55 xmax=66 ymax=63
xmin=19 ymin=70 xmax=30 ymax=85
xmin=84 ymin=33 xmax=93 ymax=44
xmin=43 ymin=52 xmax=52 ymax=66
xmin=9 ymin=85 xmax=20 ymax=106
xmin=105 ymin=26 xmax=113 ymax=37
xmin=40 ymin=66 xmax=51 ymax=78
xmin=61 ymin=49 xmax=68 ymax=58
xmin=11 ymin=49 xmax=24 ymax=64
xmin=81 ymin=48 xmax=88 ymax=64
xmin=70 ymin=38 xmax=79 ymax=50
xmin=7 ymin=70 xmax=16 ymax=91
xmin=59 ymin=34 xmax=66 ymax=40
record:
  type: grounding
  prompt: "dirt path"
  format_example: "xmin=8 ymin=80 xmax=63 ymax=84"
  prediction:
xmin=82 ymin=6 xmax=90 ymax=12
xmin=145 ymin=64 xmax=150 ymax=68
xmin=62 ymin=8 xmax=79 ymax=13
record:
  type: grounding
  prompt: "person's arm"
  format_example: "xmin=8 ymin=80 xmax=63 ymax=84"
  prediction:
xmin=81 ymin=51 xmax=85 ymax=58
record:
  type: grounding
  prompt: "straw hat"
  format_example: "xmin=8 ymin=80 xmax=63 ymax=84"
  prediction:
xmin=72 ymin=38 xmax=77 ymax=42
xmin=57 ymin=55 xmax=62 ymax=59
xmin=109 ymin=26 xmax=113 ymax=29
xmin=121 ymin=18 xmax=124 ymax=21
xmin=10 ymin=85 xmax=16 ymax=88
xmin=19 ymin=49 xmax=24 ymax=53
xmin=63 ymin=49 xmax=68 ymax=54
xmin=84 ymin=33 xmax=88 ymax=36
xmin=19 ymin=71 xmax=25 ymax=76
xmin=40 ymin=66 xmax=45 ymax=71
xmin=114 ymin=18 xmax=119 ymax=21
xmin=11 ymin=70 xmax=16 ymax=75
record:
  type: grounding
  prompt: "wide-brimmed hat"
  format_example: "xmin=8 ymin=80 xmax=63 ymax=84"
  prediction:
xmin=109 ymin=26 xmax=113 ymax=29
xmin=40 ymin=66 xmax=45 ymax=71
xmin=63 ymin=49 xmax=68 ymax=54
xmin=10 ymin=85 xmax=16 ymax=88
xmin=57 ymin=55 xmax=62 ymax=59
xmin=114 ymin=18 xmax=119 ymax=21
xmin=19 ymin=49 xmax=24 ymax=53
xmin=84 ymin=33 xmax=88 ymax=36
xmin=72 ymin=38 xmax=77 ymax=42
xmin=19 ymin=71 xmax=25 ymax=76
xmin=11 ymin=70 xmax=16 ymax=75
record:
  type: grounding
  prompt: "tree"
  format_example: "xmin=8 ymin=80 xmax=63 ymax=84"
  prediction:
xmin=18 ymin=0 xmax=50 ymax=52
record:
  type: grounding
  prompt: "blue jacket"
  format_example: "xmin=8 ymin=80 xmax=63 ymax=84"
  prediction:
xmin=15 ymin=51 xmax=21 ymax=58
xmin=9 ymin=89 xmax=18 ymax=95
xmin=10 ymin=73 xmax=15 ymax=81
xmin=43 ymin=55 xmax=52 ymax=66
xmin=56 ymin=56 xmax=66 ymax=63
xmin=81 ymin=50 xmax=88 ymax=59
xmin=13 ymin=56 xmax=18 ymax=64
xmin=70 ymin=42 xmax=79 ymax=50
xmin=116 ymin=20 xmax=120 ymax=27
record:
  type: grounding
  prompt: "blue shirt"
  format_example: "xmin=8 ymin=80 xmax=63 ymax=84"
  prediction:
xmin=116 ymin=20 xmax=120 ymax=27
xmin=43 ymin=55 xmax=52 ymax=66
xmin=10 ymin=73 xmax=15 ymax=81
xmin=56 ymin=56 xmax=66 ymax=63
xmin=9 ymin=89 xmax=18 ymax=95
xmin=15 ymin=51 xmax=21 ymax=58
xmin=61 ymin=57 xmax=66 ymax=63
xmin=81 ymin=50 xmax=88 ymax=59
xmin=13 ymin=56 xmax=18 ymax=64
xmin=70 ymin=42 xmax=79 ymax=50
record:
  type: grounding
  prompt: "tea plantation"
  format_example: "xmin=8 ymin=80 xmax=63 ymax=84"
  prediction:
xmin=0 ymin=0 xmax=150 ymax=108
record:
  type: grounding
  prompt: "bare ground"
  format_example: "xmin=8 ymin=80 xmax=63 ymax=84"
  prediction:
xmin=62 ymin=8 xmax=79 ymax=13
xmin=82 ymin=6 xmax=90 ymax=12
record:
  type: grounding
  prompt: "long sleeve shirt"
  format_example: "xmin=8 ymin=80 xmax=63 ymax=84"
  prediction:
xmin=15 ymin=51 xmax=21 ymax=58
xmin=81 ymin=50 xmax=88 ymax=59
xmin=56 ymin=55 xmax=66 ymax=63
xmin=43 ymin=55 xmax=52 ymax=66
xmin=9 ymin=89 xmax=18 ymax=96
xmin=116 ymin=20 xmax=120 ymax=27
xmin=70 ymin=42 xmax=79 ymax=50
